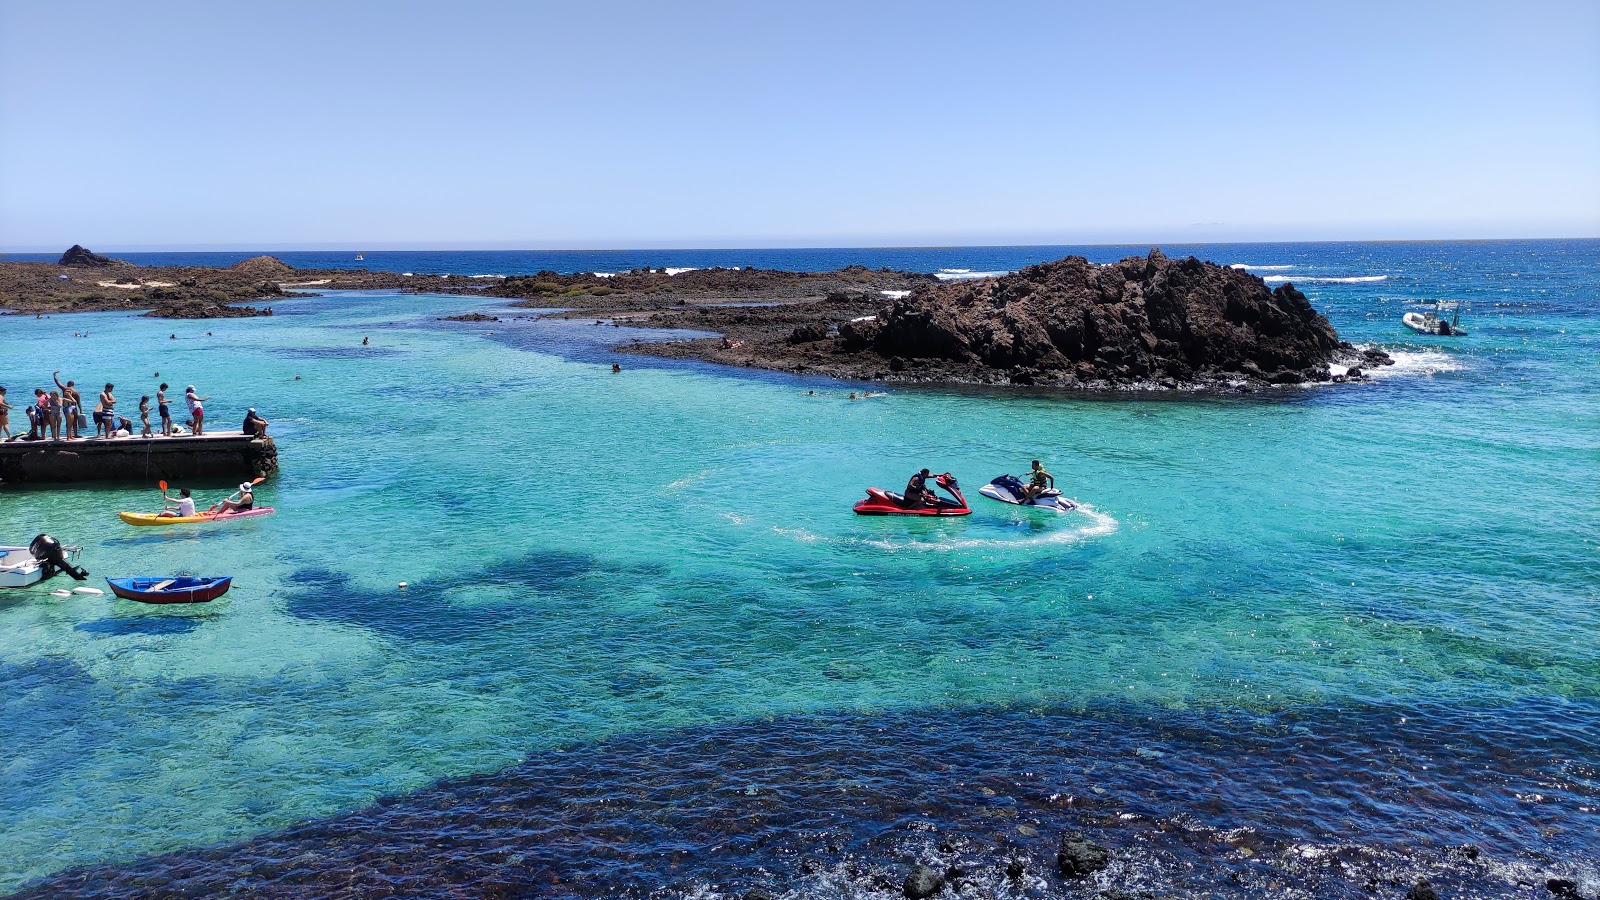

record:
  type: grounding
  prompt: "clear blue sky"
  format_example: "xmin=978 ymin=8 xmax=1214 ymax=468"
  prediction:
xmin=2 ymin=0 xmax=1596 ymax=250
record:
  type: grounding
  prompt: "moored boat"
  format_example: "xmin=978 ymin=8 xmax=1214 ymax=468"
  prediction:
xmin=0 ymin=535 xmax=87 ymax=588
xmin=107 ymin=576 xmax=233 ymax=604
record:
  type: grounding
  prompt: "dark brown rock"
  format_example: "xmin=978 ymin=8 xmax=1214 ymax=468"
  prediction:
xmin=1057 ymin=835 xmax=1110 ymax=877
xmin=58 ymin=244 xmax=117 ymax=267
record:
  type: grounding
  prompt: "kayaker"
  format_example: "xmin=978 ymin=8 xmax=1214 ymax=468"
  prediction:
xmin=158 ymin=488 xmax=197 ymax=519
xmin=217 ymin=483 xmax=254 ymax=515
xmin=904 ymin=468 xmax=933 ymax=508
xmin=242 ymin=408 xmax=269 ymax=438
xmin=1019 ymin=460 xmax=1055 ymax=503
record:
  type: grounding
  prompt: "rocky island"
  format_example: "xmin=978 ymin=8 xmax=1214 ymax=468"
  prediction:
xmin=619 ymin=250 xmax=1392 ymax=390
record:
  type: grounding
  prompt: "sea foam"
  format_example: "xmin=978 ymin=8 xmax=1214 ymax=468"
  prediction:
xmin=935 ymin=269 xmax=1011 ymax=281
xmin=1262 ymin=275 xmax=1388 ymax=283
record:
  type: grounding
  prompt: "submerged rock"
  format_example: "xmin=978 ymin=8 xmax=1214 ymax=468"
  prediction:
xmin=1057 ymin=834 xmax=1111 ymax=877
xmin=902 ymin=864 xmax=945 ymax=898
xmin=1407 ymin=879 xmax=1441 ymax=900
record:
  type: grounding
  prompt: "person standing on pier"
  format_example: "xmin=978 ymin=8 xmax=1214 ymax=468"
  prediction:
xmin=53 ymin=372 xmax=81 ymax=440
xmin=157 ymin=383 xmax=173 ymax=436
xmin=185 ymin=385 xmax=210 ymax=435
xmin=0 ymin=386 xmax=12 ymax=440
xmin=138 ymin=396 xmax=152 ymax=437
xmin=95 ymin=383 xmax=116 ymax=439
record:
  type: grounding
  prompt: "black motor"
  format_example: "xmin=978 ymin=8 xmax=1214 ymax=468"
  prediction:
xmin=29 ymin=534 xmax=88 ymax=582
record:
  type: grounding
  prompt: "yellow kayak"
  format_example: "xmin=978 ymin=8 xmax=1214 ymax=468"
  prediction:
xmin=117 ymin=507 xmax=276 ymax=526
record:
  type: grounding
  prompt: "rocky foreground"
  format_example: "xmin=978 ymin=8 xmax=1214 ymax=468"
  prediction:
xmin=625 ymin=250 xmax=1392 ymax=390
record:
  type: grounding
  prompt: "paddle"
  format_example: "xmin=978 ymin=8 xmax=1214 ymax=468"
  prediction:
xmin=208 ymin=476 xmax=267 ymax=518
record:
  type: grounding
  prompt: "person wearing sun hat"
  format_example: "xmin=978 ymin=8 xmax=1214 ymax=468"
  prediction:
xmin=216 ymin=481 xmax=255 ymax=515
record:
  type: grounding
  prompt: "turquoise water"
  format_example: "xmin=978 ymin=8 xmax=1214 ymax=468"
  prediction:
xmin=1 ymin=241 xmax=1597 ymax=894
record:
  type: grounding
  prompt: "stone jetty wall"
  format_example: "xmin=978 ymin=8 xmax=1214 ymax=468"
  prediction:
xmin=0 ymin=435 xmax=278 ymax=485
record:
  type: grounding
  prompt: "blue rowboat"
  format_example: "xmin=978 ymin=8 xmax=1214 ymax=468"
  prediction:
xmin=107 ymin=576 xmax=233 ymax=604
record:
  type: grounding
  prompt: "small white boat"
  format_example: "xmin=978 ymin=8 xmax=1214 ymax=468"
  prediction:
xmin=0 ymin=539 xmax=84 ymax=588
xmin=1403 ymin=300 xmax=1467 ymax=336
xmin=978 ymin=477 xmax=1078 ymax=513
xmin=355 ymin=253 xmax=365 ymax=261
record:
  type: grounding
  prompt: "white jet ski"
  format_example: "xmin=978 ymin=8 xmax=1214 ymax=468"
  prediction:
xmin=978 ymin=476 xmax=1077 ymax=512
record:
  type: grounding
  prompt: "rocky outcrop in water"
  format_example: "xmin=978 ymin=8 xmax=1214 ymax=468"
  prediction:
xmin=624 ymin=250 xmax=1391 ymax=391
xmin=869 ymin=250 xmax=1384 ymax=388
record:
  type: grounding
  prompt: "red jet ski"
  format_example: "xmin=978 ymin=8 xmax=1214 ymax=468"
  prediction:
xmin=854 ymin=472 xmax=972 ymax=516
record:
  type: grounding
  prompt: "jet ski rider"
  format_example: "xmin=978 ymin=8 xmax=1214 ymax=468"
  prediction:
xmin=1020 ymin=459 xmax=1055 ymax=503
xmin=904 ymin=468 xmax=934 ymax=508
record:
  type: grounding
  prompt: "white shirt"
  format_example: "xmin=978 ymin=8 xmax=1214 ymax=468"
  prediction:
xmin=176 ymin=497 xmax=196 ymax=516
xmin=186 ymin=391 xmax=202 ymax=413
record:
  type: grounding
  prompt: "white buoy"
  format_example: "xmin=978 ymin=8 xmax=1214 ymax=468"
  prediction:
xmin=50 ymin=590 xmax=71 ymax=598
xmin=397 ymin=582 xmax=408 ymax=590
xmin=72 ymin=587 xmax=104 ymax=595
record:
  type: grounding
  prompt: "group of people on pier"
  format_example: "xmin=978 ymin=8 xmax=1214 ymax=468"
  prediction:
xmin=0 ymin=373 xmax=267 ymax=442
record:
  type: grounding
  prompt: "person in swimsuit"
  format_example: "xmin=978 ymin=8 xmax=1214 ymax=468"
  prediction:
xmin=185 ymin=385 xmax=210 ymax=435
xmin=53 ymin=372 xmax=81 ymax=439
xmin=44 ymin=390 xmax=61 ymax=440
xmin=0 ymin=386 xmax=11 ymax=440
xmin=1019 ymin=459 xmax=1055 ymax=504
xmin=96 ymin=383 xmax=116 ymax=439
xmin=157 ymin=383 xmax=173 ymax=435
xmin=158 ymin=487 xmax=196 ymax=518
xmin=217 ymin=483 xmax=254 ymax=514
xmin=904 ymin=468 xmax=933 ymax=508
xmin=138 ymin=396 xmax=152 ymax=437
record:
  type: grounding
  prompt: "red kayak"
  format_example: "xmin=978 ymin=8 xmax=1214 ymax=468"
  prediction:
xmin=853 ymin=473 xmax=971 ymax=516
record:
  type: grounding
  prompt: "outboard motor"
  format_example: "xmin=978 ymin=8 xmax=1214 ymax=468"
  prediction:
xmin=29 ymin=534 xmax=88 ymax=582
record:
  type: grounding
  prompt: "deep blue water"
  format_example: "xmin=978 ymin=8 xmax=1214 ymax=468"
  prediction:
xmin=2 ymin=239 xmax=1597 ymax=898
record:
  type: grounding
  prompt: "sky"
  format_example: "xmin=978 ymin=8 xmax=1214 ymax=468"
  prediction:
xmin=1 ymin=0 xmax=1597 ymax=250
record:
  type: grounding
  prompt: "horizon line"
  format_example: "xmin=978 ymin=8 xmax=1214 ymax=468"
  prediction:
xmin=3 ymin=235 xmax=1597 ymax=255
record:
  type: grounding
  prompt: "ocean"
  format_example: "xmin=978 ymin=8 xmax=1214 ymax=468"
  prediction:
xmin=1 ymin=240 xmax=1596 ymax=898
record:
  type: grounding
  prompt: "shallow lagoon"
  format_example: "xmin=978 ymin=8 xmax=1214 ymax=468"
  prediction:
xmin=1 ymin=241 xmax=1597 ymax=895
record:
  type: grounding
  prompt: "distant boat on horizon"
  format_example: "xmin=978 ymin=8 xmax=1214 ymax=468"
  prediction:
xmin=355 ymin=253 xmax=365 ymax=261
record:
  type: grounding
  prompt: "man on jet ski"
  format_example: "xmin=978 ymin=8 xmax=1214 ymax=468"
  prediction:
xmin=1019 ymin=459 xmax=1055 ymax=503
xmin=904 ymin=468 xmax=934 ymax=508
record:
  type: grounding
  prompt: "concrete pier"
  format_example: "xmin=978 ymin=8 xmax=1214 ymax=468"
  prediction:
xmin=0 ymin=434 xmax=277 ymax=485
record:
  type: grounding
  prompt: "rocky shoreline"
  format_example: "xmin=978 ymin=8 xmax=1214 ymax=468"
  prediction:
xmin=4 ymin=246 xmax=1391 ymax=391
xmin=0 ymin=245 xmax=425 ymax=319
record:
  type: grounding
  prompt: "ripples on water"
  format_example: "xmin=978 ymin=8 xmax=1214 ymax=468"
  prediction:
xmin=14 ymin=698 xmax=1597 ymax=898
xmin=1 ymin=240 xmax=1597 ymax=896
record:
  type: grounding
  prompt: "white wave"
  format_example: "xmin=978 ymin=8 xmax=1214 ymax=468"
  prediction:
xmin=1262 ymin=274 xmax=1388 ymax=284
xmin=880 ymin=290 xmax=911 ymax=299
xmin=467 ymin=274 xmax=506 ymax=279
xmin=1371 ymin=348 xmax=1466 ymax=378
xmin=934 ymin=269 xmax=1011 ymax=281
xmin=593 ymin=272 xmax=615 ymax=278
xmin=774 ymin=505 xmax=1116 ymax=553
xmin=665 ymin=267 xmax=699 ymax=276
xmin=1229 ymin=264 xmax=1296 ymax=270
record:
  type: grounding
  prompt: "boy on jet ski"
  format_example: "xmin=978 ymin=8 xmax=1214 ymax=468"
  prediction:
xmin=1019 ymin=460 xmax=1055 ymax=503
